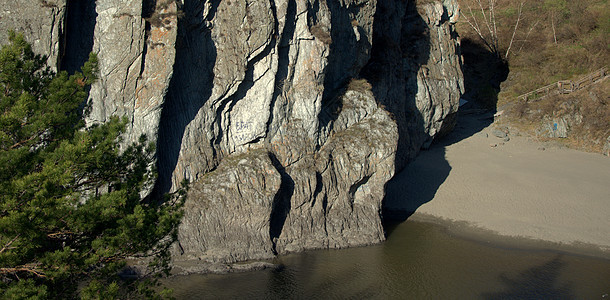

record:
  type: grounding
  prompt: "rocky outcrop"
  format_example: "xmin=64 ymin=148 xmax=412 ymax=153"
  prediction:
xmin=0 ymin=0 xmax=67 ymax=71
xmin=364 ymin=0 xmax=463 ymax=169
xmin=176 ymin=86 xmax=397 ymax=262
xmin=0 ymin=0 xmax=463 ymax=265
xmin=176 ymin=149 xmax=281 ymax=263
xmin=272 ymin=85 xmax=398 ymax=254
xmin=86 ymin=0 xmax=178 ymax=150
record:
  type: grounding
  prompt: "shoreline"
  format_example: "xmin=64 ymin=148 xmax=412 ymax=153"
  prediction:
xmin=405 ymin=213 xmax=610 ymax=260
xmin=385 ymin=109 xmax=610 ymax=259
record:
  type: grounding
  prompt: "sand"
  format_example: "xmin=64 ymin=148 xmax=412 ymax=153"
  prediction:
xmin=385 ymin=110 xmax=610 ymax=253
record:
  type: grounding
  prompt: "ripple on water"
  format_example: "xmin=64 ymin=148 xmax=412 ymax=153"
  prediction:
xmin=163 ymin=220 xmax=610 ymax=299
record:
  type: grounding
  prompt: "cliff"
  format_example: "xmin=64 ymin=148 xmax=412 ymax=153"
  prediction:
xmin=0 ymin=0 xmax=463 ymax=266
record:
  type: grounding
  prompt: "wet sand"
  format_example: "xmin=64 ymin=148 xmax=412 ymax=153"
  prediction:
xmin=385 ymin=111 xmax=610 ymax=255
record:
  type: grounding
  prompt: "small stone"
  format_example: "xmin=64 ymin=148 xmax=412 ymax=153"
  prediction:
xmin=479 ymin=132 xmax=488 ymax=138
xmin=503 ymin=136 xmax=510 ymax=142
xmin=538 ymin=146 xmax=546 ymax=151
xmin=490 ymin=143 xmax=498 ymax=147
xmin=492 ymin=129 xmax=507 ymax=139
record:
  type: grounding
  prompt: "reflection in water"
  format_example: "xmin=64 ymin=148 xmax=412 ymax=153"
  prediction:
xmin=483 ymin=256 xmax=573 ymax=300
xmin=164 ymin=221 xmax=610 ymax=299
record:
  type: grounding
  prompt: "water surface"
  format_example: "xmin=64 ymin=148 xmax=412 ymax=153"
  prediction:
xmin=164 ymin=220 xmax=610 ymax=299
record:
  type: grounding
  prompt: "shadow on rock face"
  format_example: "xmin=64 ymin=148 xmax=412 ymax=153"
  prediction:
xmin=375 ymin=2 xmax=503 ymax=228
xmin=61 ymin=0 xmax=97 ymax=74
xmin=460 ymin=37 xmax=509 ymax=112
xmin=154 ymin=0 xmax=218 ymax=196
xmin=362 ymin=0 xmax=432 ymax=173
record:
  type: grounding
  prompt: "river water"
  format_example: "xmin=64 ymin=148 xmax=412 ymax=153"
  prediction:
xmin=164 ymin=219 xmax=610 ymax=299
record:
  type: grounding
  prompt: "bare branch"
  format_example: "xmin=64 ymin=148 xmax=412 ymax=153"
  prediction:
xmin=0 ymin=234 xmax=20 ymax=254
xmin=551 ymin=15 xmax=557 ymax=44
xmin=517 ymin=19 xmax=540 ymax=53
xmin=478 ymin=0 xmax=495 ymax=52
xmin=0 ymin=264 xmax=46 ymax=278
xmin=505 ymin=1 xmax=525 ymax=59
xmin=463 ymin=4 xmax=495 ymax=53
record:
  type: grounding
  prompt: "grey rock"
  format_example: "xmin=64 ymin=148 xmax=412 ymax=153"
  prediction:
xmin=1 ymin=0 xmax=464 ymax=266
xmin=493 ymin=129 xmax=508 ymax=139
xmin=364 ymin=0 xmax=463 ymax=168
xmin=86 ymin=0 xmax=178 ymax=149
xmin=0 ymin=0 xmax=67 ymax=71
xmin=274 ymin=89 xmax=398 ymax=254
xmin=174 ymin=86 xmax=397 ymax=263
xmin=171 ymin=261 xmax=278 ymax=276
xmin=82 ymin=0 xmax=179 ymax=196
xmin=541 ymin=117 xmax=571 ymax=138
xmin=175 ymin=149 xmax=281 ymax=263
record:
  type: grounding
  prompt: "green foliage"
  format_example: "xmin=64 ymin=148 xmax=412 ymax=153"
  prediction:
xmin=0 ymin=32 xmax=184 ymax=299
xmin=543 ymin=0 xmax=569 ymax=18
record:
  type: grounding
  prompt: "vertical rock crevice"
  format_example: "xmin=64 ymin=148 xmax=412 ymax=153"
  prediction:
xmin=212 ymin=22 xmax=277 ymax=151
xmin=268 ymin=152 xmax=294 ymax=254
xmin=317 ymin=0 xmax=376 ymax=138
xmin=267 ymin=0 xmax=297 ymax=140
xmin=60 ymin=0 xmax=97 ymax=74
xmin=363 ymin=0 xmax=462 ymax=171
xmin=0 ymin=0 xmax=463 ymax=266
xmin=155 ymin=0 xmax=217 ymax=195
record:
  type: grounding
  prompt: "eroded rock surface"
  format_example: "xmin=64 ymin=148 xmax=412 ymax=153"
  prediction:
xmin=0 ymin=0 xmax=463 ymax=265
xmin=365 ymin=0 xmax=463 ymax=169
xmin=86 ymin=0 xmax=178 ymax=150
xmin=176 ymin=149 xmax=281 ymax=263
xmin=0 ymin=0 xmax=67 ymax=71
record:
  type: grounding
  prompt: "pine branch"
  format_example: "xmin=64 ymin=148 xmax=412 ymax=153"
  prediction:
xmin=0 ymin=234 xmax=20 ymax=254
xmin=0 ymin=264 xmax=46 ymax=278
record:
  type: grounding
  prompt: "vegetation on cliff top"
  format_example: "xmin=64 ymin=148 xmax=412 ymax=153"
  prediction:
xmin=0 ymin=32 xmax=184 ymax=299
xmin=458 ymin=0 xmax=609 ymax=153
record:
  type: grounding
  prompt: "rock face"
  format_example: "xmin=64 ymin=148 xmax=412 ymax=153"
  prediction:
xmin=364 ymin=0 xmax=463 ymax=169
xmin=0 ymin=0 xmax=463 ymax=265
xmin=0 ymin=0 xmax=67 ymax=72
xmin=86 ymin=0 xmax=178 ymax=150
xmin=177 ymin=149 xmax=282 ymax=263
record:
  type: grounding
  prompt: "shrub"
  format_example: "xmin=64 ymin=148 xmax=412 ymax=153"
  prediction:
xmin=310 ymin=24 xmax=332 ymax=45
xmin=346 ymin=78 xmax=373 ymax=93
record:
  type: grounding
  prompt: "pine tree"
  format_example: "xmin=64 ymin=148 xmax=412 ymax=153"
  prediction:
xmin=0 ymin=31 xmax=184 ymax=299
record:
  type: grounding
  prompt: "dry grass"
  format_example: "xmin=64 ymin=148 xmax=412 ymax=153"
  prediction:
xmin=346 ymin=78 xmax=372 ymax=94
xmin=458 ymin=0 xmax=609 ymax=109
xmin=496 ymin=0 xmax=609 ymax=103
xmin=310 ymin=25 xmax=332 ymax=45
xmin=506 ymin=79 xmax=609 ymax=153
xmin=38 ymin=0 xmax=57 ymax=7
xmin=458 ymin=0 xmax=609 ymax=153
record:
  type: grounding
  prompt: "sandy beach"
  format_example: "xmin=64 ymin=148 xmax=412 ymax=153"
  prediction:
xmin=385 ymin=110 xmax=610 ymax=254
